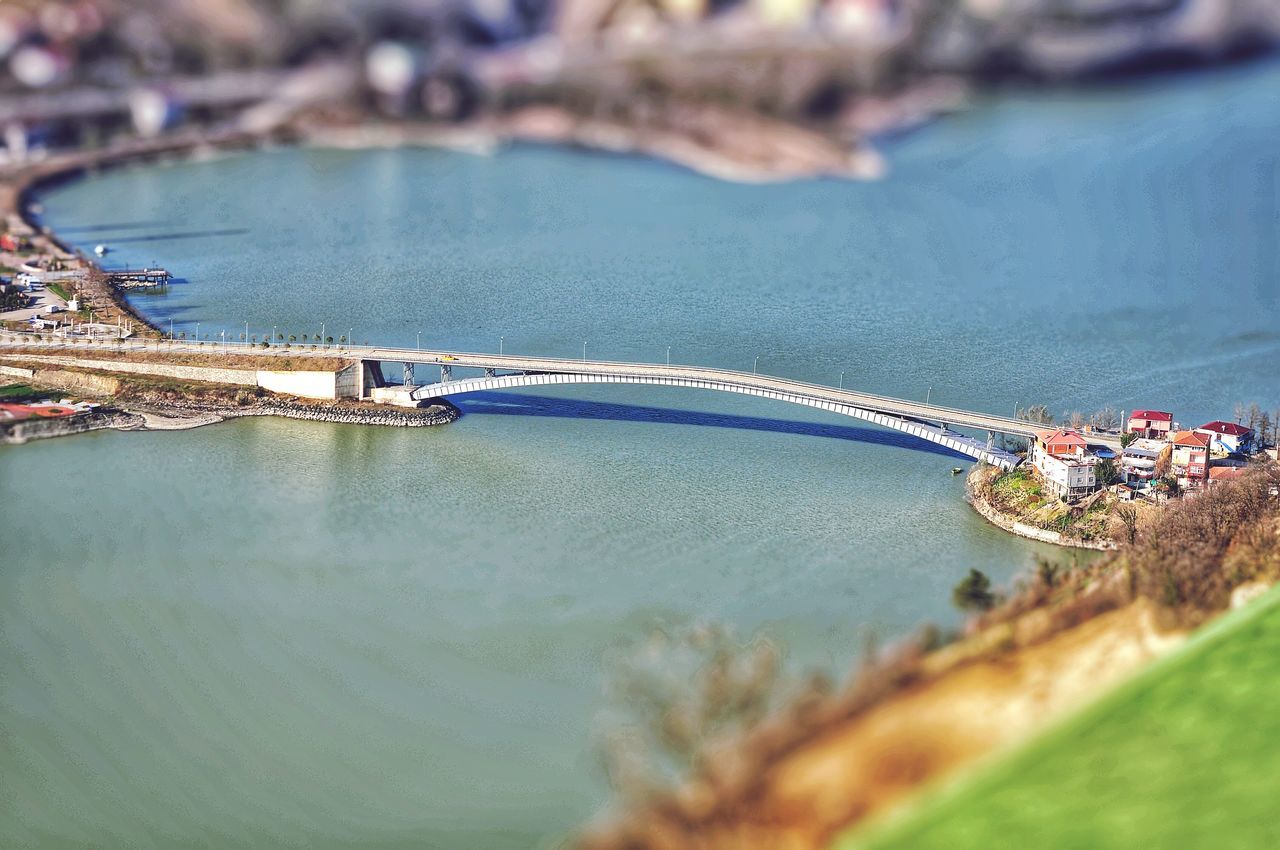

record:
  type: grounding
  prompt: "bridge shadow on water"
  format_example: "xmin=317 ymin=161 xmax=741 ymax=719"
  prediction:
xmin=452 ymin=392 xmax=972 ymax=461
xmin=99 ymin=228 xmax=250 ymax=245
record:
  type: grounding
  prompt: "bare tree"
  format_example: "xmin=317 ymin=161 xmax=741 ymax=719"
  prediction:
xmin=1116 ymin=504 xmax=1139 ymax=545
xmin=1018 ymin=405 xmax=1054 ymax=425
xmin=1247 ymin=403 xmax=1263 ymax=435
xmin=1068 ymin=411 xmax=1085 ymax=430
xmin=1092 ymin=407 xmax=1120 ymax=431
xmin=596 ymin=624 xmax=785 ymax=798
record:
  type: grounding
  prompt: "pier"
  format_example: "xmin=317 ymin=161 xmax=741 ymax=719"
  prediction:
xmin=106 ymin=268 xmax=171 ymax=290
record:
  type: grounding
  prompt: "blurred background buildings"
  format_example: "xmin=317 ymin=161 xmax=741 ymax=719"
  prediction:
xmin=1 ymin=0 xmax=1277 ymax=165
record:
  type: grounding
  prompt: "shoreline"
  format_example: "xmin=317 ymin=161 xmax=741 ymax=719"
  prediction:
xmin=1 ymin=395 xmax=461 ymax=445
xmin=965 ymin=464 xmax=1117 ymax=551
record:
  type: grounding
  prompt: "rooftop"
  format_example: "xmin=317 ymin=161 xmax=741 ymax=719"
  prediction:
xmin=1198 ymin=421 xmax=1253 ymax=437
xmin=1129 ymin=409 xmax=1172 ymax=422
xmin=1172 ymin=430 xmax=1211 ymax=448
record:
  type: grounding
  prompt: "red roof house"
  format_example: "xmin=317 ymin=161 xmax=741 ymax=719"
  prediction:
xmin=1127 ymin=410 xmax=1173 ymax=440
xmin=1196 ymin=421 xmax=1256 ymax=455
xmin=1170 ymin=430 xmax=1210 ymax=486
xmin=1035 ymin=428 xmax=1089 ymax=457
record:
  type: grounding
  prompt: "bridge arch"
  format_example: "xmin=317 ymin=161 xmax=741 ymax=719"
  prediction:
xmin=410 ymin=371 xmax=1021 ymax=468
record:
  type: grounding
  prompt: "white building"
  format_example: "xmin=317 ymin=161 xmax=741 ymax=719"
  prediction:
xmin=1121 ymin=438 xmax=1166 ymax=488
xmin=1030 ymin=429 xmax=1099 ymax=502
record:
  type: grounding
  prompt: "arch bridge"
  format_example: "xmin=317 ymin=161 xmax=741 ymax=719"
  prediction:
xmin=361 ymin=349 xmax=1040 ymax=468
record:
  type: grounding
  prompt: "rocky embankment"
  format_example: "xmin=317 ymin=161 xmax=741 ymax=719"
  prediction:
xmin=1 ymin=408 xmax=144 ymax=445
xmin=966 ymin=464 xmax=1119 ymax=551
xmin=148 ymin=396 xmax=459 ymax=428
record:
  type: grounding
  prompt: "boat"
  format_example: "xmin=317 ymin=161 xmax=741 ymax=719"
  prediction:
xmin=951 ymin=467 xmax=964 ymax=475
xmin=94 ymin=244 xmax=108 ymax=256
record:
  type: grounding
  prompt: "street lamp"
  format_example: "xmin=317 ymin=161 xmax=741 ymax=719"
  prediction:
xmin=195 ymin=322 xmax=199 ymax=346
xmin=321 ymin=322 xmax=326 ymax=348
xmin=666 ymin=346 xmax=671 ymax=366
xmin=272 ymin=325 xmax=277 ymax=347
xmin=244 ymin=321 xmax=249 ymax=347
xmin=500 ymin=336 xmax=504 ymax=356
xmin=926 ymin=386 xmax=932 ymax=405
xmin=417 ymin=331 xmax=421 ymax=351
xmin=839 ymin=370 xmax=845 ymax=390
xmin=753 ymin=355 xmax=759 ymax=375
xmin=582 ymin=340 xmax=587 ymax=361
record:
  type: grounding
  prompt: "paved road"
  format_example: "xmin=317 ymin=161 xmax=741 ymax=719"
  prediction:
xmin=1 ymin=335 xmax=1118 ymax=447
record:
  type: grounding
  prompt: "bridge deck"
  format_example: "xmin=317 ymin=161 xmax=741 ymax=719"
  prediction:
xmin=2 ymin=336 xmax=1113 ymax=466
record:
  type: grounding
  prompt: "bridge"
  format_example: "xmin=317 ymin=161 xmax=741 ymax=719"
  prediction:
xmin=0 ymin=335 xmax=1091 ymax=469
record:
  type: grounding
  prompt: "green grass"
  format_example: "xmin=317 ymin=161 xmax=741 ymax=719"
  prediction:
xmin=839 ymin=587 xmax=1280 ymax=850
xmin=0 ymin=384 xmax=60 ymax=401
xmin=44 ymin=281 xmax=72 ymax=302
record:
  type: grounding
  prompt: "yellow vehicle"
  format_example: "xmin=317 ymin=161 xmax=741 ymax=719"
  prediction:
xmin=440 ymin=355 xmax=457 ymax=361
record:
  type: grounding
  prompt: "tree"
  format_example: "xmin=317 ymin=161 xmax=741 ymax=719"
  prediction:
xmin=1017 ymin=405 xmax=1054 ymax=426
xmin=301 ymin=334 xmax=308 ymax=343
xmin=1092 ymin=407 xmax=1120 ymax=431
xmin=1234 ymin=402 xmax=1246 ymax=424
xmin=1116 ymin=504 xmax=1139 ymax=545
xmin=952 ymin=569 xmax=996 ymax=612
xmin=1155 ymin=446 xmax=1172 ymax=477
xmin=1035 ymin=556 xmax=1060 ymax=588
xmin=1094 ymin=458 xmax=1120 ymax=486
xmin=1247 ymin=403 xmax=1262 ymax=435
xmin=1257 ymin=411 xmax=1272 ymax=449
xmin=1068 ymin=411 xmax=1085 ymax=430
xmin=289 ymin=335 xmax=297 ymax=344
xmin=1120 ymin=431 xmax=1137 ymax=449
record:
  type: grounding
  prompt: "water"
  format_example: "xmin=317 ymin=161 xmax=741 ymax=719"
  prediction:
xmin=5 ymin=60 xmax=1280 ymax=847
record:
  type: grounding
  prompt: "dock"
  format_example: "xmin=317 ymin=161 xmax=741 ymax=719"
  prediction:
xmin=107 ymin=267 xmax=171 ymax=290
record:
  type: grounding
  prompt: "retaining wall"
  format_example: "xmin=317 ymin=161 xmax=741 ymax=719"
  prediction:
xmin=2 ymin=354 xmax=357 ymax=400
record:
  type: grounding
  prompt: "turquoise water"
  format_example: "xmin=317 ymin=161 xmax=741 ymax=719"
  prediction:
xmin=4 ymin=60 xmax=1279 ymax=847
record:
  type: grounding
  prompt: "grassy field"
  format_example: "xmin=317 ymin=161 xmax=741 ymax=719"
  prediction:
xmin=840 ymin=586 xmax=1280 ymax=850
xmin=44 ymin=281 xmax=73 ymax=302
xmin=0 ymin=383 xmax=60 ymax=401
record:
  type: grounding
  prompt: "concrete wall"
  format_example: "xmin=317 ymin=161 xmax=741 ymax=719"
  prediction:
xmin=256 ymin=369 xmax=341 ymax=400
xmin=4 ymin=355 xmax=258 ymax=385
xmin=2 ymin=355 xmax=355 ymax=401
xmin=335 ymin=362 xmax=360 ymax=399
xmin=0 ymin=365 xmax=34 ymax=379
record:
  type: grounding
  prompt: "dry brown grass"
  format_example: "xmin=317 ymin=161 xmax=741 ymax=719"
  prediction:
xmin=1 ymin=346 xmax=350 ymax=372
xmin=579 ymin=463 xmax=1280 ymax=850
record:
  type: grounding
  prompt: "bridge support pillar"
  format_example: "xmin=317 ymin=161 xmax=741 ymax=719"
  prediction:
xmin=484 ymin=367 xmax=496 ymax=378
xmin=403 ymin=362 xmax=415 ymax=386
xmin=359 ymin=360 xmax=388 ymax=399
xmin=987 ymin=431 xmax=995 ymax=449
xmin=440 ymin=364 xmax=452 ymax=382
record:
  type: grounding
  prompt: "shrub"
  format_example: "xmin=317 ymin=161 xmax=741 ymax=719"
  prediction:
xmin=953 ymin=569 xmax=996 ymax=612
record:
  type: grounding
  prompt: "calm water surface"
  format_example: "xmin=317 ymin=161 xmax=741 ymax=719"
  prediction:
xmin=4 ymin=61 xmax=1279 ymax=847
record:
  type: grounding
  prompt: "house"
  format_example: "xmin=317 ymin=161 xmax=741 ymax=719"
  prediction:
xmin=1170 ymin=430 xmax=1211 ymax=489
xmin=1110 ymin=483 xmax=1137 ymax=501
xmin=1195 ymin=421 xmax=1255 ymax=456
xmin=1121 ymin=437 xmax=1166 ymax=487
xmin=0 ymin=233 xmax=31 ymax=252
xmin=1030 ymin=428 xmax=1098 ymax=501
xmin=1127 ymin=410 xmax=1173 ymax=440
xmin=1208 ymin=466 xmax=1247 ymax=487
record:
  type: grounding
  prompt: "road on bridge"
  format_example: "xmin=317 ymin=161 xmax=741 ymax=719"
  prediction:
xmin=2 ymin=335 xmax=1120 ymax=451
